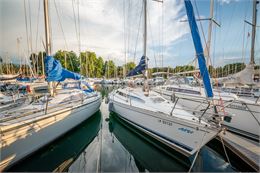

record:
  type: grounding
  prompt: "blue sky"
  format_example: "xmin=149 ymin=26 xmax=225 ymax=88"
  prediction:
xmin=0 ymin=0 xmax=259 ymax=68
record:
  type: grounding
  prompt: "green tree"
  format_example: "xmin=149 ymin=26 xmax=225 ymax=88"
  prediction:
xmin=104 ymin=60 xmax=116 ymax=78
xmin=124 ymin=62 xmax=136 ymax=75
xmin=95 ymin=56 xmax=104 ymax=78
xmin=80 ymin=51 xmax=98 ymax=77
xmin=54 ymin=50 xmax=80 ymax=73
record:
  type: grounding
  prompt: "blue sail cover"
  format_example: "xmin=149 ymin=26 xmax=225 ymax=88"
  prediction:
xmin=127 ymin=56 xmax=147 ymax=77
xmin=184 ymin=0 xmax=213 ymax=98
xmin=45 ymin=56 xmax=81 ymax=82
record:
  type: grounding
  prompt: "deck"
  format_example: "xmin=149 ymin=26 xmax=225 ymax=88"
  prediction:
xmin=219 ymin=131 xmax=260 ymax=172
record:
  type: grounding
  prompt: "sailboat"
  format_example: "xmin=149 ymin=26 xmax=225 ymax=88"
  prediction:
xmin=153 ymin=0 xmax=260 ymax=141
xmin=108 ymin=0 xmax=223 ymax=157
xmin=0 ymin=0 xmax=101 ymax=171
xmin=218 ymin=0 xmax=259 ymax=96
xmin=6 ymin=112 xmax=101 ymax=172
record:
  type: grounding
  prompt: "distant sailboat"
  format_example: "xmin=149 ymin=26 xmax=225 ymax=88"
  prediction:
xmin=218 ymin=0 xmax=260 ymax=93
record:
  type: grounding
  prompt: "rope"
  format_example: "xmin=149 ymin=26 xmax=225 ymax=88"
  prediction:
xmin=188 ymin=132 xmax=207 ymax=173
xmin=219 ymin=134 xmax=232 ymax=166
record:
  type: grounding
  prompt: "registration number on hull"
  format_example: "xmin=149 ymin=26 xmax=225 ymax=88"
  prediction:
xmin=158 ymin=119 xmax=172 ymax=126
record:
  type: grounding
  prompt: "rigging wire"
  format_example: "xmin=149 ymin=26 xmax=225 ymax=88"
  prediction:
xmin=54 ymin=0 xmax=74 ymax=71
xmin=161 ymin=1 xmax=164 ymax=68
xmin=72 ymin=0 xmax=79 ymax=42
xmin=54 ymin=0 xmax=69 ymax=50
xmin=147 ymin=4 xmax=158 ymax=69
xmin=192 ymin=0 xmax=211 ymax=87
xmin=34 ymin=0 xmax=41 ymax=74
xmin=123 ymin=0 xmax=127 ymax=77
xmin=23 ymin=0 xmax=30 ymax=60
xmin=23 ymin=0 xmax=34 ymax=76
xmin=133 ymin=2 xmax=143 ymax=64
xmin=127 ymin=0 xmax=132 ymax=63
xmin=35 ymin=0 xmax=41 ymax=53
xmin=28 ymin=0 xmax=33 ymax=53
xmin=72 ymin=0 xmax=81 ymax=74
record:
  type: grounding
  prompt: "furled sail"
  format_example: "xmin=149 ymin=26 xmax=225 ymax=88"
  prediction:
xmin=184 ymin=0 xmax=213 ymax=98
xmin=127 ymin=56 xmax=147 ymax=77
xmin=45 ymin=56 xmax=81 ymax=82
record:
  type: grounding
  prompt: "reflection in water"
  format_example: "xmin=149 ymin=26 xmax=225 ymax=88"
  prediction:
xmin=109 ymin=113 xmax=235 ymax=172
xmin=7 ymin=112 xmax=102 ymax=172
xmin=108 ymin=113 xmax=189 ymax=172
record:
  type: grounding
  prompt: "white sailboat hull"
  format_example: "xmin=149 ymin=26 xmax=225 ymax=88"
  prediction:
xmin=0 ymin=95 xmax=101 ymax=171
xmin=153 ymin=88 xmax=260 ymax=140
xmin=109 ymin=99 xmax=218 ymax=157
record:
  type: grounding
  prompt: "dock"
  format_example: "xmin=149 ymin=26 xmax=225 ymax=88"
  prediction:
xmin=219 ymin=131 xmax=260 ymax=172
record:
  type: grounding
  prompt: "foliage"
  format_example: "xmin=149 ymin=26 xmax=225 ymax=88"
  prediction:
xmin=1 ymin=50 xmax=252 ymax=79
xmin=54 ymin=50 xmax=80 ymax=73
xmin=104 ymin=60 xmax=116 ymax=78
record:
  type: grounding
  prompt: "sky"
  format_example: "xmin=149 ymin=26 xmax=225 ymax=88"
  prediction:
xmin=0 ymin=0 xmax=259 ymax=68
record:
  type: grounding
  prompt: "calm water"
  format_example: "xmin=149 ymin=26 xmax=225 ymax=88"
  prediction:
xmin=7 ymin=86 xmax=239 ymax=172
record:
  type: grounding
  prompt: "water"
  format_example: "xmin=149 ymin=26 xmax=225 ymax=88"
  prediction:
xmin=7 ymin=86 xmax=238 ymax=172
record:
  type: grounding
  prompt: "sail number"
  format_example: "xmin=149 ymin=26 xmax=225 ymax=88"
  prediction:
xmin=158 ymin=119 xmax=172 ymax=126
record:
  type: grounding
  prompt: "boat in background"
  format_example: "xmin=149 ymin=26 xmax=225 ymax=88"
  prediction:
xmin=153 ymin=0 xmax=260 ymax=141
xmin=153 ymin=76 xmax=260 ymax=141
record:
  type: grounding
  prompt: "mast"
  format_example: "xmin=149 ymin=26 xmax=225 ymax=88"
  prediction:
xmin=184 ymin=0 xmax=213 ymax=98
xmin=205 ymin=0 xmax=214 ymax=68
xmin=143 ymin=0 xmax=148 ymax=79
xmin=17 ymin=37 xmax=22 ymax=73
xmin=41 ymin=51 xmax=45 ymax=76
xmin=250 ymin=0 xmax=258 ymax=65
xmin=44 ymin=0 xmax=51 ymax=56
xmin=44 ymin=0 xmax=55 ymax=96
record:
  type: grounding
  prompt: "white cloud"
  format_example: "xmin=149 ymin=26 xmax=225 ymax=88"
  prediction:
xmin=1 ymin=0 xmax=189 ymax=67
xmin=218 ymin=0 xmax=239 ymax=5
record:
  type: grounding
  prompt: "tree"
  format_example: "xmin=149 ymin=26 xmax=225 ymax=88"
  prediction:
xmin=124 ymin=62 xmax=136 ymax=75
xmin=54 ymin=50 xmax=80 ymax=73
xmin=95 ymin=56 xmax=104 ymax=78
xmin=117 ymin=66 xmax=123 ymax=78
xmin=104 ymin=60 xmax=116 ymax=78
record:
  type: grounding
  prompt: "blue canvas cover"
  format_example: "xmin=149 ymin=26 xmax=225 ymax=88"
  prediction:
xmin=184 ymin=0 xmax=213 ymax=98
xmin=127 ymin=56 xmax=147 ymax=77
xmin=81 ymin=80 xmax=94 ymax=93
xmin=45 ymin=55 xmax=81 ymax=82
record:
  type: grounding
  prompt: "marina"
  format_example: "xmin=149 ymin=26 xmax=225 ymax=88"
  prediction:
xmin=1 ymin=0 xmax=260 ymax=172
xmin=3 ymin=96 xmax=259 ymax=172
